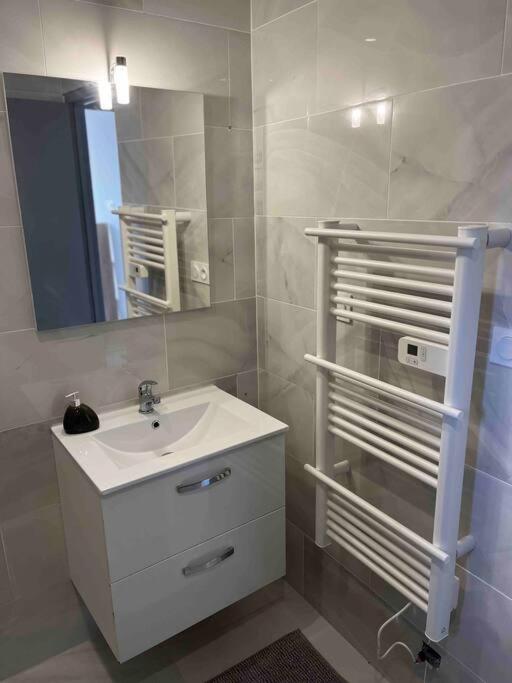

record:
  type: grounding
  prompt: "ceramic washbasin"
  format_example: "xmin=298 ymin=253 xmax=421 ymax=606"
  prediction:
xmin=51 ymin=385 xmax=287 ymax=494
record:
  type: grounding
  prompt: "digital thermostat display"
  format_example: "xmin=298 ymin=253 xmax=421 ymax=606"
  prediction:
xmin=398 ymin=336 xmax=447 ymax=377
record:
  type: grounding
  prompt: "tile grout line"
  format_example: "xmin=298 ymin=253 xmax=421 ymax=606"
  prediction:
xmin=232 ymin=218 xmax=237 ymax=298
xmin=252 ymin=0 xmax=317 ymax=32
xmin=385 ymin=98 xmax=395 ymax=219
xmin=501 ymin=0 xmax=510 ymax=74
xmin=77 ymin=0 xmax=251 ymax=34
xmin=253 ymin=69 xmax=512 ymax=130
xmin=37 ymin=0 xmax=48 ymax=76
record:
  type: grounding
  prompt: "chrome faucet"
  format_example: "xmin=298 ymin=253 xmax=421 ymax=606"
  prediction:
xmin=138 ymin=380 xmax=161 ymax=414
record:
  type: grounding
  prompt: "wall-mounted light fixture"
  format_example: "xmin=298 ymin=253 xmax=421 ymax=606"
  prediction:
xmin=97 ymin=56 xmax=130 ymax=110
xmin=112 ymin=56 xmax=129 ymax=105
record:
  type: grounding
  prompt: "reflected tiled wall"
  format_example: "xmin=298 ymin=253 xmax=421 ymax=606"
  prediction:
xmin=253 ymin=1 xmax=512 ymax=682
xmin=0 ymin=1 xmax=254 ymax=679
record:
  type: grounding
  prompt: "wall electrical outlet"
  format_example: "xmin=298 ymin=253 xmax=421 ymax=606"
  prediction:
xmin=489 ymin=325 xmax=512 ymax=368
xmin=190 ymin=260 xmax=210 ymax=285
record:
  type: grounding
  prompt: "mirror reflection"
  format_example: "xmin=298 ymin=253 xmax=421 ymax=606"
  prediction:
xmin=5 ymin=73 xmax=210 ymax=331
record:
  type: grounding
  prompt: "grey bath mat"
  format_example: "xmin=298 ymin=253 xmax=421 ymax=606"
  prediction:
xmin=206 ymin=629 xmax=348 ymax=682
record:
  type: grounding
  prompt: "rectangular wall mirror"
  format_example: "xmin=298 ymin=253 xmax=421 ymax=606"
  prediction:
xmin=5 ymin=73 xmax=210 ymax=331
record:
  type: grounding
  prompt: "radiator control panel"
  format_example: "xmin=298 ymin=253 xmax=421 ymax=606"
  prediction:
xmin=398 ymin=336 xmax=447 ymax=377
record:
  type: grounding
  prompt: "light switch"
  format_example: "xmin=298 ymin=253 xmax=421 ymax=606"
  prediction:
xmin=490 ymin=326 xmax=512 ymax=368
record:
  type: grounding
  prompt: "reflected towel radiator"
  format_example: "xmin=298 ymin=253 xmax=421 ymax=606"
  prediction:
xmin=304 ymin=221 xmax=510 ymax=642
xmin=114 ymin=206 xmax=191 ymax=316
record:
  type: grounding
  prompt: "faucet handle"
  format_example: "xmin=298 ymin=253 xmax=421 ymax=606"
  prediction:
xmin=138 ymin=379 xmax=158 ymax=395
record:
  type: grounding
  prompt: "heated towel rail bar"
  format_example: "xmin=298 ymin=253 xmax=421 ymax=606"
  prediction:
xmin=304 ymin=220 xmax=510 ymax=642
xmin=114 ymin=206 xmax=191 ymax=315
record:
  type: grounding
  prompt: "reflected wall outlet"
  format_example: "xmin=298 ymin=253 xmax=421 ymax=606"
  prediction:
xmin=190 ymin=261 xmax=210 ymax=285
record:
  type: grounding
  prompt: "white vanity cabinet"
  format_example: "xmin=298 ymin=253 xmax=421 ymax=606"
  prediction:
xmin=53 ymin=388 xmax=287 ymax=663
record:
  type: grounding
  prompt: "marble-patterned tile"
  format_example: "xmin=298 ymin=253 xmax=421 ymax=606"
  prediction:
xmin=458 ymin=465 xmax=512 ymax=600
xmin=174 ymin=133 xmax=207 ymax=210
xmin=303 ymin=537 xmax=426 ymax=682
xmin=307 ymin=102 xmax=391 ymax=218
xmin=0 ymin=421 xmax=59 ymax=524
xmin=208 ymin=218 xmax=234 ymax=303
xmin=141 ymin=89 xmax=204 ymax=138
xmin=236 ymin=369 xmax=258 ymax=407
xmin=119 ymin=138 xmax=174 ymax=207
xmin=166 ymin=298 xmax=256 ymax=388
xmin=252 ymin=0 xmax=313 ymax=29
xmin=233 ymin=218 xmax=255 ymax=299
xmin=284 ymin=451 xmax=316 ymax=539
xmin=442 ymin=567 xmax=512 ymax=683
xmin=255 ymin=217 xmax=315 ymax=308
xmin=254 ymin=101 xmax=391 ymax=218
xmin=0 ymin=581 xmax=98 ymax=681
xmin=252 ymin=3 xmax=316 ymax=126
xmin=286 ymin=520 xmax=304 ymax=595
xmin=228 ymin=30 xmax=252 ymax=129
xmin=317 ymin=0 xmax=506 ymax=113
xmin=258 ymin=370 xmax=314 ymax=466
xmin=0 ymin=315 xmax=168 ymax=431
xmin=143 ymin=0 xmax=250 ymax=31
xmin=0 ymin=114 xmax=21 ymax=227
xmin=0 ymin=1 xmax=45 ymax=76
xmin=389 ymin=74 xmax=512 ymax=222
xmin=0 ymin=228 xmax=34 ymax=333
xmin=258 ymin=296 xmax=316 ymax=393
xmin=40 ymin=0 xmax=229 ymax=98
xmin=2 ymin=505 xmax=68 ymax=600
xmin=466 ymin=359 xmax=512 ymax=484
xmin=0 ymin=537 xmax=13 ymax=608
xmin=205 ymin=126 xmax=254 ymax=218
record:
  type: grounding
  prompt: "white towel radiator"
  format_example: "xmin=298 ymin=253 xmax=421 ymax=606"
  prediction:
xmin=304 ymin=221 xmax=510 ymax=642
xmin=113 ymin=206 xmax=191 ymax=316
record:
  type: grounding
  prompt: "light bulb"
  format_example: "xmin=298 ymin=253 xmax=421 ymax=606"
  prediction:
xmin=98 ymin=80 xmax=112 ymax=110
xmin=113 ymin=56 xmax=130 ymax=105
xmin=351 ymin=108 xmax=361 ymax=128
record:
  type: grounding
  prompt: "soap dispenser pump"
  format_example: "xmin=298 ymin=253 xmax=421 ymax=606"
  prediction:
xmin=63 ymin=392 xmax=99 ymax=435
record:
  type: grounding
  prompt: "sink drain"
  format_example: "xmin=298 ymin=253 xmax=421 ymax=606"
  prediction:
xmin=151 ymin=419 xmax=160 ymax=429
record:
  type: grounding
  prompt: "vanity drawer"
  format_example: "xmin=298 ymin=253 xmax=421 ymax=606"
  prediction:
xmin=102 ymin=434 xmax=285 ymax=581
xmin=112 ymin=507 xmax=285 ymax=661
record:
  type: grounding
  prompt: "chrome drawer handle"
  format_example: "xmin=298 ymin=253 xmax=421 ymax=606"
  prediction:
xmin=182 ymin=546 xmax=235 ymax=577
xmin=176 ymin=467 xmax=231 ymax=494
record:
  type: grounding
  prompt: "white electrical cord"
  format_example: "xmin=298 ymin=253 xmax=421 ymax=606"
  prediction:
xmin=377 ymin=602 xmax=417 ymax=664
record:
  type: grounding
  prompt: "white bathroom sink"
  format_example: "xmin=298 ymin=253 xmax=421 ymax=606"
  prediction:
xmin=51 ymin=385 xmax=287 ymax=494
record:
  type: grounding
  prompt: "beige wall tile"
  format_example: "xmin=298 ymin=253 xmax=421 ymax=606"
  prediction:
xmin=0 ymin=422 xmax=58 ymax=524
xmin=144 ymin=0 xmax=250 ymax=31
xmin=252 ymin=3 xmax=316 ymax=125
xmin=252 ymin=0 xmax=313 ymax=30
xmin=0 ymin=1 xmax=45 ymax=76
xmin=205 ymin=126 xmax=254 ymax=218
xmin=0 ymin=228 xmax=33 ymax=333
xmin=2 ymin=505 xmax=68 ymax=600
xmin=166 ymin=298 xmax=257 ymax=388
xmin=0 ymin=315 xmax=167 ymax=431
xmin=317 ymin=0 xmax=506 ymax=113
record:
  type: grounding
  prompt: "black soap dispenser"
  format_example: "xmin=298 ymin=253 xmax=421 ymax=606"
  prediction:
xmin=63 ymin=392 xmax=100 ymax=435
